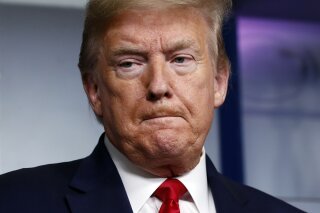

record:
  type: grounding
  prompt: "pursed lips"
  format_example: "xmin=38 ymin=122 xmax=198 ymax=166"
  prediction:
xmin=140 ymin=109 xmax=185 ymax=124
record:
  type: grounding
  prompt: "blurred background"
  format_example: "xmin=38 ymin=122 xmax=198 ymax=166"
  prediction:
xmin=0 ymin=0 xmax=319 ymax=212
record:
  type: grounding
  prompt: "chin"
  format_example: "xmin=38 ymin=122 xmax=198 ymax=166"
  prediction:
xmin=143 ymin=156 xmax=200 ymax=178
xmin=153 ymin=140 xmax=191 ymax=158
xmin=150 ymin=129 xmax=193 ymax=151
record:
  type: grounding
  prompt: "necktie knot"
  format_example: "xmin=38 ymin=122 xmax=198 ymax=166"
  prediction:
xmin=154 ymin=179 xmax=187 ymax=213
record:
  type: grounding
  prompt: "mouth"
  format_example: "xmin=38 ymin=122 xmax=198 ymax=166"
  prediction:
xmin=141 ymin=116 xmax=185 ymax=128
xmin=144 ymin=115 xmax=182 ymax=122
xmin=140 ymin=109 xmax=185 ymax=124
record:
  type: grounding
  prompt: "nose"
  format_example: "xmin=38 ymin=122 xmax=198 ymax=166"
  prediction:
xmin=145 ymin=59 xmax=173 ymax=101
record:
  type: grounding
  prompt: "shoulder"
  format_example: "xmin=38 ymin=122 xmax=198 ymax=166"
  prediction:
xmin=205 ymin=155 xmax=305 ymax=212
xmin=0 ymin=159 xmax=81 ymax=189
xmin=0 ymin=160 xmax=82 ymax=211
xmin=219 ymin=174 xmax=305 ymax=213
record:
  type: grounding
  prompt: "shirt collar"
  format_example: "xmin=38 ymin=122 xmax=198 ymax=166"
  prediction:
xmin=104 ymin=136 xmax=212 ymax=213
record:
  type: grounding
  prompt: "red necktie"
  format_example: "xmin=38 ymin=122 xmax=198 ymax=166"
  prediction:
xmin=153 ymin=179 xmax=187 ymax=213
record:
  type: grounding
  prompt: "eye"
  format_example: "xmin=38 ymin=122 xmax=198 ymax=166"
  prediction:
xmin=173 ymin=56 xmax=187 ymax=64
xmin=119 ymin=61 xmax=134 ymax=68
xmin=172 ymin=56 xmax=192 ymax=65
xmin=116 ymin=59 xmax=143 ymax=72
xmin=118 ymin=60 xmax=141 ymax=69
xmin=115 ymin=59 xmax=145 ymax=79
xmin=170 ymin=54 xmax=197 ymax=74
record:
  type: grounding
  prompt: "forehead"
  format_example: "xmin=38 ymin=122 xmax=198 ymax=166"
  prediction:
xmin=103 ymin=7 xmax=211 ymax=51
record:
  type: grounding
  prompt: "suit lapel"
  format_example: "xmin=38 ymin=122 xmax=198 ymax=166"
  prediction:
xmin=66 ymin=134 xmax=133 ymax=213
xmin=206 ymin=155 xmax=248 ymax=213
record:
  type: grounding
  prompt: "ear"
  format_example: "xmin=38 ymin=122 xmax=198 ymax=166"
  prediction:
xmin=82 ymin=74 xmax=103 ymax=116
xmin=213 ymin=61 xmax=230 ymax=108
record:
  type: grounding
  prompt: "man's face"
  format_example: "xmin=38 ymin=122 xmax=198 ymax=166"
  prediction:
xmin=84 ymin=7 xmax=229 ymax=177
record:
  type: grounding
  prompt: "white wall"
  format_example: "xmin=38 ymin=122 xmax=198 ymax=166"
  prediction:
xmin=0 ymin=0 xmax=86 ymax=8
xmin=0 ymin=5 xmax=103 ymax=174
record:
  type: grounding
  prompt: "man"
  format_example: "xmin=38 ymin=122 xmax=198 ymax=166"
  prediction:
xmin=0 ymin=0 xmax=304 ymax=212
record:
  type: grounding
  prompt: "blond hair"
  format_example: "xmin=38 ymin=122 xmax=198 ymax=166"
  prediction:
xmin=78 ymin=0 xmax=232 ymax=77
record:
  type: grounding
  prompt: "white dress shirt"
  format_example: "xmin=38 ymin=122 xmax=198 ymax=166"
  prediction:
xmin=104 ymin=136 xmax=216 ymax=213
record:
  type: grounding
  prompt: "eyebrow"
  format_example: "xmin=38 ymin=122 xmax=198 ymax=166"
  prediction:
xmin=164 ymin=39 xmax=201 ymax=56
xmin=109 ymin=46 xmax=148 ymax=58
xmin=107 ymin=39 xmax=202 ymax=58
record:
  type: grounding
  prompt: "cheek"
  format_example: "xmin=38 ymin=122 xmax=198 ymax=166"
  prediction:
xmin=175 ymin=70 xmax=215 ymax=126
xmin=100 ymin=79 xmax=144 ymax=125
xmin=180 ymin=69 xmax=215 ymax=105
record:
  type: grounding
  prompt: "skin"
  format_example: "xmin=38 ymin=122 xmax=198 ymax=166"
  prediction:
xmin=83 ymin=6 xmax=229 ymax=177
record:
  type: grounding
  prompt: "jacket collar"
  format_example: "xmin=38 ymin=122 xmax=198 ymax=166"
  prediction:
xmin=66 ymin=134 xmax=133 ymax=213
xmin=206 ymin=155 xmax=248 ymax=213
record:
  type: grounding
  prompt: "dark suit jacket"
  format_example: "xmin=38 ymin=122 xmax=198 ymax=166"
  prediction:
xmin=0 ymin=134 xmax=304 ymax=213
